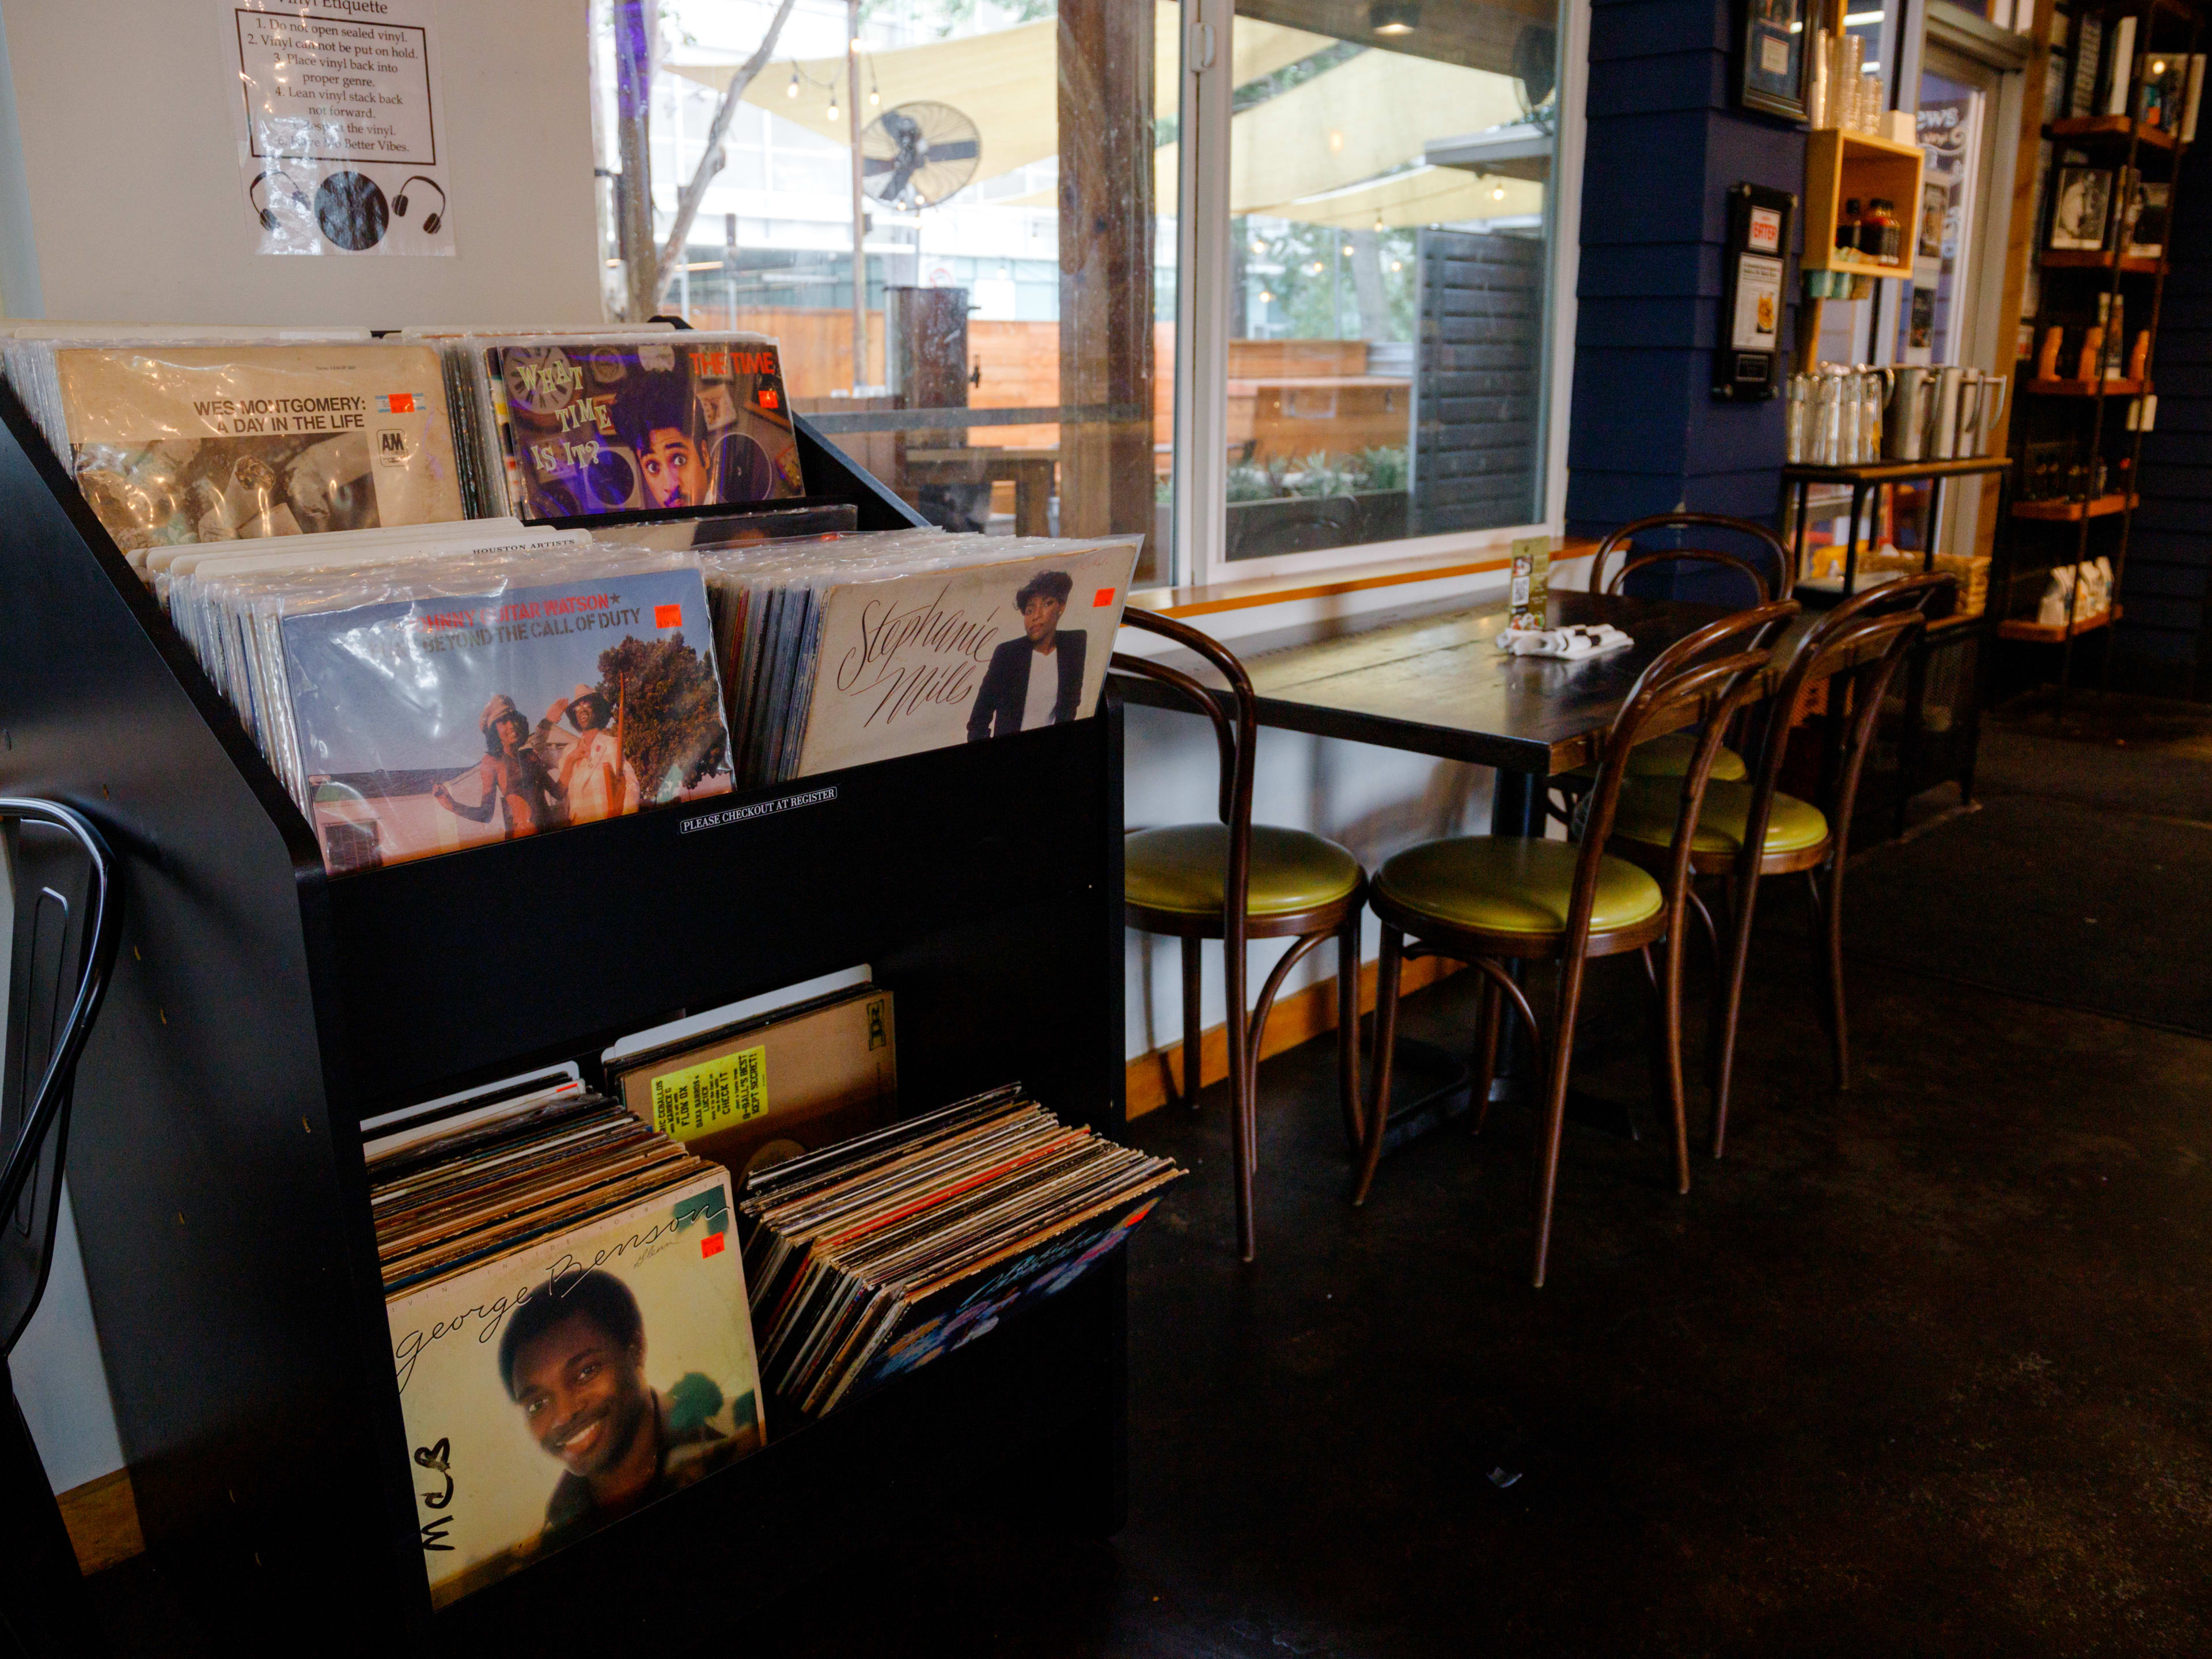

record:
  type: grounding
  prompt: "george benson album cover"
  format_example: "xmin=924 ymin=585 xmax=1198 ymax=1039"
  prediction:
xmin=385 ymin=1165 xmax=763 ymax=1607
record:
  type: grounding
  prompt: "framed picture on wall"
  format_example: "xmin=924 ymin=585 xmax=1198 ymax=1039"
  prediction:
xmin=1741 ymin=0 xmax=1812 ymax=122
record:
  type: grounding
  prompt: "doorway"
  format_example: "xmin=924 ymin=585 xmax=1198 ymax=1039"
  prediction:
xmin=1889 ymin=37 xmax=2019 ymax=563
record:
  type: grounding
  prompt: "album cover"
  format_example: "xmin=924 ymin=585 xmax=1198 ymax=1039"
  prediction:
xmin=491 ymin=336 xmax=803 ymax=522
xmin=844 ymin=1183 xmax=1175 ymax=1407
xmin=386 ymin=1166 xmax=763 ymax=1607
xmin=282 ymin=566 xmax=732 ymax=872
xmin=2125 ymin=179 xmax=2170 ymax=260
xmin=2048 ymin=166 xmax=2115 ymax=251
xmin=54 ymin=344 xmax=465 ymax=552
xmin=791 ymin=540 xmax=1141 ymax=777
xmin=609 ymin=986 xmax=899 ymax=1179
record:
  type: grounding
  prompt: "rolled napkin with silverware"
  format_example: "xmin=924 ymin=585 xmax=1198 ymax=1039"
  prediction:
xmin=1495 ymin=623 xmax=1634 ymax=660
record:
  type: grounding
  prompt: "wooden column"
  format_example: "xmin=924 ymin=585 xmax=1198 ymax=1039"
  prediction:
xmin=1058 ymin=0 xmax=1156 ymax=573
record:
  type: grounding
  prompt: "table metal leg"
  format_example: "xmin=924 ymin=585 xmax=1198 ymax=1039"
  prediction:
xmin=1842 ymin=482 xmax=1868 ymax=596
xmin=1363 ymin=767 xmax=1547 ymax=1155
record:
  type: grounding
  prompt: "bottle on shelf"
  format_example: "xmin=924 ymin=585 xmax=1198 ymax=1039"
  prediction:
xmin=1837 ymin=197 xmax=1863 ymax=255
xmin=1859 ymin=198 xmax=1899 ymax=263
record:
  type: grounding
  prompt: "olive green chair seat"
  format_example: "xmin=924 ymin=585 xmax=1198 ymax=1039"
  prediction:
xmin=1610 ymin=777 xmax=1829 ymax=859
xmin=1558 ymin=731 xmax=1747 ymax=787
xmin=1373 ymin=836 xmax=1663 ymax=938
xmin=1126 ymin=823 xmax=1362 ymax=919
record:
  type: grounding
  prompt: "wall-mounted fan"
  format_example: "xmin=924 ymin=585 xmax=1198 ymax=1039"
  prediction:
xmin=861 ymin=101 xmax=982 ymax=210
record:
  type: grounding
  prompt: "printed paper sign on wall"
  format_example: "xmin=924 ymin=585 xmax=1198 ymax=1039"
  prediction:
xmin=225 ymin=1 xmax=455 ymax=256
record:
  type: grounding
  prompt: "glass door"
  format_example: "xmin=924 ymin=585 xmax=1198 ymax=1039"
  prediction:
xmin=1895 ymin=42 xmax=2009 ymax=562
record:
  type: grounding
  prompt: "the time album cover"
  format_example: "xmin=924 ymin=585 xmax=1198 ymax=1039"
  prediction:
xmin=488 ymin=335 xmax=804 ymax=521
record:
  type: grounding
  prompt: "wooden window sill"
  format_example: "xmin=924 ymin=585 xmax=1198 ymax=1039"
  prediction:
xmin=1132 ymin=540 xmax=1599 ymax=621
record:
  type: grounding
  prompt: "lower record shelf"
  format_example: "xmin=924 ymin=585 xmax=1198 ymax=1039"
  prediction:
xmin=2011 ymin=494 xmax=2138 ymax=521
xmin=1997 ymin=604 xmax=2122 ymax=643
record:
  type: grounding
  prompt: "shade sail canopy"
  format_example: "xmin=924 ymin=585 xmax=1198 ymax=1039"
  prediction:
xmin=668 ymin=3 xmax=1335 ymax=187
xmin=1251 ymin=164 xmax=1544 ymax=230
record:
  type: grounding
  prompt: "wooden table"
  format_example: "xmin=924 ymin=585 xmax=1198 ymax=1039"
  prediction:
xmin=1120 ymin=589 xmax=1743 ymax=836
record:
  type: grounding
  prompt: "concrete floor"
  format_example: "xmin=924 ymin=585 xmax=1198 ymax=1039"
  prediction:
xmin=735 ymin=698 xmax=2212 ymax=1657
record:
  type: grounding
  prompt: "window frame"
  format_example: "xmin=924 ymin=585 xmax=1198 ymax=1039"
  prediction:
xmin=1160 ymin=0 xmax=1590 ymax=592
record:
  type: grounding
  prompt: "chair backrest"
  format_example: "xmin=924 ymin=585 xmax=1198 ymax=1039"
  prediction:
xmin=1570 ymin=600 xmax=1800 ymax=950
xmin=1 ymin=800 xmax=120 ymax=1358
xmin=1109 ymin=609 xmax=1259 ymax=950
xmin=1734 ymin=573 xmax=1953 ymax=880
xmin=1592 ymin=511 xmax=1795 ymax=607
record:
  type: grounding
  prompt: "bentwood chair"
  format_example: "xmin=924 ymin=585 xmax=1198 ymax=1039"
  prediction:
xmin=1115 ymin=609 xmax=1366 ymax=1263
xmin=1605 ymin=574 xmax=1952 ymax=1156
xmin=1549 ymin=513 xmax=1795 ymax=825
xmin=1358 ymin=601 xmax=1797 ymax=1286
xmin=1 ymin=800 xmax=123 ymax=1659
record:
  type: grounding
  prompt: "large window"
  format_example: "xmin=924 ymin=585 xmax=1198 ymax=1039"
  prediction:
xmin=594 ymin=0 xmax=1574 ymax=588
xmin=1213 ymin=2 xmax=1563 ymax=567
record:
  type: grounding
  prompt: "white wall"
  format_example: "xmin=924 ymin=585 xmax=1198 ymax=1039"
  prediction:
xmin=0 ymin=0 xmax=605 ymax=1503
xmin=0 ymin=0 xmax=600 ymax=325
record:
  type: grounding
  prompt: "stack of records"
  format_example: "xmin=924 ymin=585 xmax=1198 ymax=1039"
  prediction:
xmin=703 ymin=529 xmax=1144 ymax=786
xmin=739 ymin=1086 xmax=1180 ymax=1417
xmin=367 ymin=1077 xmax=764 ymax=1607
xmin=433 ymin=331 xmax=805 ymax=523
xmin=0 ymin=329 xmax=467 ymax=560
xmin=164 ymin=528 xmax=732 ymax=872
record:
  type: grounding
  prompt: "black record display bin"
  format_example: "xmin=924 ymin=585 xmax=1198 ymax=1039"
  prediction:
xmin=0 ymin=382 xmax=1130 ymax=1643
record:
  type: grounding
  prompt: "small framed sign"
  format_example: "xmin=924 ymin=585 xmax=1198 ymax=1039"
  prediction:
xmin=1714 ymin=182 xmax=1798 ymax=401
xmin=1741 ymin=0 xmax=1812 ymax=122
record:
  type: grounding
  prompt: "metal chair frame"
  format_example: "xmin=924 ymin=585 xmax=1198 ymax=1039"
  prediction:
xmin=1358 ymin=602 xmax=1798 ymax=1286
xmin=1 ymin=798 xmax=122 ymax=1659
xmin=1609 ymin=574 xmax=1951 ymax=1156
xmin=1113 ymin=610 xmax=1367 ymax=1263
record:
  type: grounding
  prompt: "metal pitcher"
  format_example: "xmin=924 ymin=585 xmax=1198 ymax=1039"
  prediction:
xmin=1955 ymin=370 xmax=1990 ymax=459
xmin=1930 ymin=365 xmax=1964 ymax=460
xmin=1975 ymin=373 xmax=2009 ymax=456
xmin=1885 ymin=365 xmax=1937 ymax=461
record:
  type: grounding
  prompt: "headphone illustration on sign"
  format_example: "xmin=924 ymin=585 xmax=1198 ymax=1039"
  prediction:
xmin=394 ymin=175 xmax=446 ymax=236
xmin=247 ymin=169 xmax=312 ymax=232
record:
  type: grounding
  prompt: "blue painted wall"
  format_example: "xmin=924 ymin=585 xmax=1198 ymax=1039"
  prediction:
xmin=1567 ymin=0 xmax=1807 ymax=548
xmin=2116 ymin=151 xmax=2212 ymax=698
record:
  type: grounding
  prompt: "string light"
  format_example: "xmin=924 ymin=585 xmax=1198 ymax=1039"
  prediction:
xmin=786 ymin=70 xmax=799 ymax=98
xmin=1342 ymin=242 xmax=1354 ymax=256
xmin=1373 ymin=213 xmax=1385 ymax=232
xmin=828 ymin=93 xmax=839 ymax=120
xmin=1259 ymin=288 xmax=1274 ymax=303
xmin=1492 ymin=182 xmax=1506 ymax=200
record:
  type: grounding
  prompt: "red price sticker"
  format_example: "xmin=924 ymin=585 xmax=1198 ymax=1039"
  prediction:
xmin=1092 ymin=587 xmax=1117 ymax=608
xmin=654 ymin=604 xmax=683 ymax=628
xmin=700 ymin=1232 xmax=726 ymax=1259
